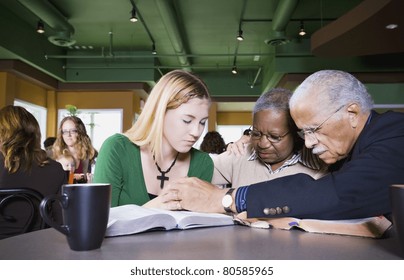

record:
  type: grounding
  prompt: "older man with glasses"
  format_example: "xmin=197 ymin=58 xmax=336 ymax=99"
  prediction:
xmin=163 ymin=70 xmax=404 ymax=221
xmin=210 ymin=88 xmax=326 ymax=190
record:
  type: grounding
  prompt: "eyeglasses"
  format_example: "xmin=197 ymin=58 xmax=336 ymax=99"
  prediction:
xmin=250 ymin=129 xmax=290 ymax=143
xmin=61 ymin=129 xmax=78 ymax=136
xmin=297 ymin=105 xmax=345 ymax=140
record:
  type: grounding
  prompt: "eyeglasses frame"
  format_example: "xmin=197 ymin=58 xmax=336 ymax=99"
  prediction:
xmin=61 ymin=129 xmax=78 ymax=136
xmin=298 ymin=104 xmax=345 ymax=140
xmin=249 ymin=129 xmax=290 ymax=144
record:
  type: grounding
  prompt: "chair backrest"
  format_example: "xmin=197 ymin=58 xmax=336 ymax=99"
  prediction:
xmin=0 ymin=188 xmax=46 ymax=238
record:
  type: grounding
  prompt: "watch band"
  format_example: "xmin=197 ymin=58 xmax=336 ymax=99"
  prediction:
xmin=223 ymin=188 xmax=235 ymax=213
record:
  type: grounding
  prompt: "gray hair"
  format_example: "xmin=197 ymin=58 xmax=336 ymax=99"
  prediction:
xmin=253 ymin=88 xmax=302 ymax=151
xmin=253 ymin=88 xmax=292 ymax=114
xmin=290 ymin=70 xmax=374 ymax=113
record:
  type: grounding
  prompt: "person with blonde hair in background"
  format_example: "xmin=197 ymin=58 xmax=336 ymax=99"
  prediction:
xmin=52 ymin=116 xmax=97 ymax=183
xmin=93 ymin=70 xmax=214 ymax=208
xmin=0 ymin=105 xmax=66 ymax=239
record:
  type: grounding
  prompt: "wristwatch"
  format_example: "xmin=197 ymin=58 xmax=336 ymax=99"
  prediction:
xmin=221 ymin=188 xmax=235 ymax=213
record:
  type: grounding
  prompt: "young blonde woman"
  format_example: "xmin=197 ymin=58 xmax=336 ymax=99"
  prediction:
xmin=52 ymin=116 xmax=97 ymax=183
xmin=93 ymin=70 xmax=214 ymax=208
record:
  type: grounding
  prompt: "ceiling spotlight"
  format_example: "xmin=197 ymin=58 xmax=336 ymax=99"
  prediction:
xmin=36 ymin=20 xmax=45 ymax=34
xmin=130 ymin=8 xmax=138 ymax=22
xmin=236 ymin=29 xmax=244 ymax=41
xmin=151 ymin=44 xmax=157 ymax=55
xmin=385 ymin=23 xmax=398 ymax=30
xmin=231 ymin=66 xmax=238 ymax=74
xmin=299 ymin=21 xmax=306 ymax=36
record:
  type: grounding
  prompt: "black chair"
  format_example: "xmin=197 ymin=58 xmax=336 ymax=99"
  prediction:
xmin=0 ymin=188 xmax=46 ymax=238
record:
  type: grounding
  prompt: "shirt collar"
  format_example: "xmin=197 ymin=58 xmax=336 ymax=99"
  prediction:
xmin=248 ymin=149 xmax=301 ymax=173
xmin=248 ymin=146 xmax=324 ymax=171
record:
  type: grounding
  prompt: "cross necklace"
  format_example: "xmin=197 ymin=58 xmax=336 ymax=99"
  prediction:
xmin=153 ymin=152 xmax=179 ymax=189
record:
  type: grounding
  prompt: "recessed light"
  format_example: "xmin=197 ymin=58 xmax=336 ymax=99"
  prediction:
xmin=386 ymin=24 xmax=398 ymax=30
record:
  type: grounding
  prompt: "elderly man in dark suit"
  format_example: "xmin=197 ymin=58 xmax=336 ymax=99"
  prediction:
xmin=161 ymin=70 xmax=404 ymax=220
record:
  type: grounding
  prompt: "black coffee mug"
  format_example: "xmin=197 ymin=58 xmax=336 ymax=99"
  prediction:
xmin=40 ymin=183 xmax=111 ymax=251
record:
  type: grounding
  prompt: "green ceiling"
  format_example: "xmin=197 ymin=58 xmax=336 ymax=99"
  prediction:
xmin=0 ymin=0 xmax=403 ymax=101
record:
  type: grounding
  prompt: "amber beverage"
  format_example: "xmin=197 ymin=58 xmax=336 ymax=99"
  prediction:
xmin=68 ymin=171 xmax=74 ymax=184
xmin=67 ymin=162 xmax=75 ymax=184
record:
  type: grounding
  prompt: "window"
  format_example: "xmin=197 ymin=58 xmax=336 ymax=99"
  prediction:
xmin=217 ymin=125 xmax=251 ymax=144
xmin=194 ymin=123 xmax=250 ymax=149
xmin=14 ymin=100 xmax=47 ymax=148
xmin=58 ymin=109 xmax=123 ymax=151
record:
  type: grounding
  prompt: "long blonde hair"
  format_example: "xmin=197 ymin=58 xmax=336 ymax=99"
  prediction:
xmin=125 ymin=70 xmax=210 ymax=161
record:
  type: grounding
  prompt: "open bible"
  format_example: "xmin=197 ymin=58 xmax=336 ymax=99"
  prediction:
xmin=106 ymin=204 xmax=234 ymax=237
xmin=234 ymin=213 xmax=392 ymax=238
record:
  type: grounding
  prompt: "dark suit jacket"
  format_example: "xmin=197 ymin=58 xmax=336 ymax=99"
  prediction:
xmin=246 ymin=110 xmax=404 ymax=220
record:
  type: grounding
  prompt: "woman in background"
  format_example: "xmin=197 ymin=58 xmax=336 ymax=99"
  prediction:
xmin=0 ymin=105 xmax=66 ymax=238
xmin=212 ymin=88 xmax=326 ymax=189
xmin=52 ymin=116 xmax=97 ymax=183
xmin=94 ymin=70 xmax=214 ymax=208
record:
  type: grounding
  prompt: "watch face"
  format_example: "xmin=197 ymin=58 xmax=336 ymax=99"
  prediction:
xmin=222 ymin=195 xmax=232 ymax=208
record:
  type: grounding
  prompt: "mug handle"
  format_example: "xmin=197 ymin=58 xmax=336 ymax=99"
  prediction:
xmin=39 ymin=194 xmax=69 ymax=236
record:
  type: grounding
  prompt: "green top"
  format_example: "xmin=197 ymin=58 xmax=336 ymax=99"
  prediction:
xmin=93 ymin=133 xmax=214 ymax=207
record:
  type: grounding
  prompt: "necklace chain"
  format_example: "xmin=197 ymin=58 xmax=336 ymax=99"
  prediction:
xmin=153 ymin=152 xmax=179 ymax=189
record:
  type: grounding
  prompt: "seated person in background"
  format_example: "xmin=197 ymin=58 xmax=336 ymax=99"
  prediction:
xmin=43 ymin=136 xmax=56 ymax=158
xmin=161 ymin=70 xmax=404 ymax=220
xmin=212 ymin=88 xmax=326 ymax=189
xmin=0 ymin=106 xmax=66 ymax=239
xmin=56 ymin=151 xmax=75 ymax=184
xmin=56 ymin=151 xmax=75 ymax=172
xmin=52 ymin=116 xmax=97 ymax=183
xmin=200 ymin=131 xmax=226 ymax=155
xmin=57 ymin=150 xmax=94 ymax=183
xmin=93 ymin=70 xmax=214 ymax=208
xmin=200 ymin=130 xmax=230 ymax=188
